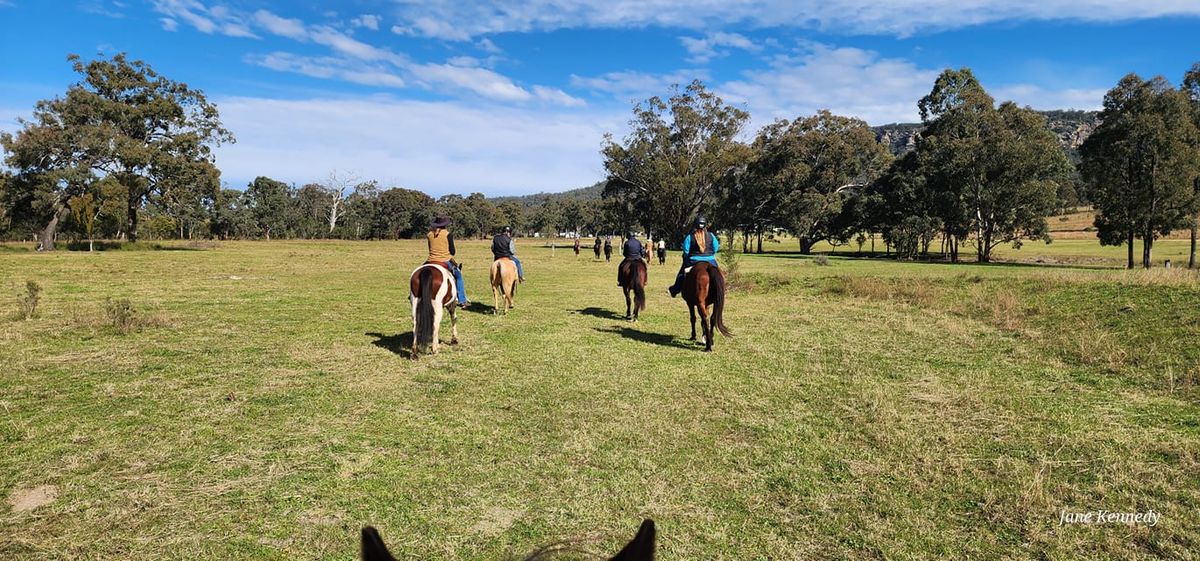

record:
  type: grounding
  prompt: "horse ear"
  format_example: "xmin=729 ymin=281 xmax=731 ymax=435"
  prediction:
xmin=608 ymin=519 xmax=655 ymax=561
xmin=361 ymin=526 xmax=398 ymax=561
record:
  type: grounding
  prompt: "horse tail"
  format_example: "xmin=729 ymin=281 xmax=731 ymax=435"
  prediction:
xmin=709 ymin=264 xmax=733 ymax=337
xmin=493 ymin=260 xmax=505 ymax=296
xmin=415 ymin=267 xmax=435 ymax=348
xmin=633 ymin=260 xmax=646 ymax=312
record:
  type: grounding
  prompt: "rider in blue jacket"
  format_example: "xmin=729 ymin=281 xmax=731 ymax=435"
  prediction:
xmin=668 ymin=216 xmax=719 ymax=297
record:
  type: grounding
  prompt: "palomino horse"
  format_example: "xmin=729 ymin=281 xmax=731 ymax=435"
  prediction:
xmin=617 ymin=258 xmax=647 ymax=321
xmin=490 ymin=257 xmax=519 ymax=315
xmin=362 ymin=519 xmax=655 ymax=561
xmin=682 ymin=262 xmax=732 ymax=352
xmin=408 ymin=263 xmax=459 ymax=357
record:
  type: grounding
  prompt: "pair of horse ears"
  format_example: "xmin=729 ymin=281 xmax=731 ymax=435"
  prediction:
xmin=360 ymin=519 xmax=656 ymax=561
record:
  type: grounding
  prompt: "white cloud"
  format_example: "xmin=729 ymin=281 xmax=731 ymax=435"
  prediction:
xmin=532 ymin=85 xmax=587 ymax=107
xmin=253 ymin=9 xmax=307 ymax=40
xmin=477 ymin=37 xmax=502 ymax=54
xmin=387 ymin=0 xmax=1200 ymax=39
xmin=411 ymin=63 xmax=535 ymax=102
xmin=211 ymin=97 xmax=621 ymax=195
xmin=351 ymin=14 xmax=381 ymax=30
xmin=160 ymin=17 xmax=178 ymax=31
xmin=246 ymin=52 xmax=406 ymax=88
xmin=151 ymin=0 xmax=253 ymax=37
xmin=570 ymin=69 xmax=711 ymax=102
xmin=679 ymin=32 xmax=760 ymax=63
xmin=309 ymin=25 xmax=404 ymax=63
xmin=716 ymin=42 xmax=942 ymax=125
xmin=391 ymin=17 xmax=473 ymax=41
xmin=989 ymin=84 xmax=1106 ymax=111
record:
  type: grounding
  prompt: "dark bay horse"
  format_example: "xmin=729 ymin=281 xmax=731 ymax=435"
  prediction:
xmin=682 ymin=262 xmax=732 ymax=352
xmin=617 ymin=258 xmax=648 ymax=321
xmin=362 ymin=519 xmax=655 ymax=561
xmin=409 ymin=263 xmax=459 ymax=356
xmin=593 ymin=238 xmax=602 ymax=260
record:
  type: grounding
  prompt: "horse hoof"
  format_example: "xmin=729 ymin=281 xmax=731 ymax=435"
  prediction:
xmin=450 ymin=338 xmax=459 ymax=345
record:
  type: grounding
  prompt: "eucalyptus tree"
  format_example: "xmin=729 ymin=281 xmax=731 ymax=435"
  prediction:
xmin=602 ymin=80 xmax=750 ymax=247
xmin=917 ymin=68 xmax=1069 ymax=262
xmin=1 ymin=53 xmax=233 ymax=245
xmin=1082 ymin=74 xmax=1200 ymax=268
xmin=746 ymin=111 xmax=892 ymax=254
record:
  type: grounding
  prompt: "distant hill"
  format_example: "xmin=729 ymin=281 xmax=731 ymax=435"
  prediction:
xmin=874 ymin=110 xmax=1101 ymax=161
xmin=492 ymin=181 xmax=605 ymax=208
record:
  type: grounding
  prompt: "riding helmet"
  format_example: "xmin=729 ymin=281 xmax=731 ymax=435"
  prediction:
xmin=695 ymin=216 xmax=708 ymax=229
xmin=502 ymin=225 xmax=513 ymax=234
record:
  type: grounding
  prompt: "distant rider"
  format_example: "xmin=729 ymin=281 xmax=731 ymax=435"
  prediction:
xmin=491 ymin=225 xmax=525 ymax=283
xmin=617 ymin=231 xmax=644 ymax=285
xmin=667 ymin=216 xmax=719 ymax=298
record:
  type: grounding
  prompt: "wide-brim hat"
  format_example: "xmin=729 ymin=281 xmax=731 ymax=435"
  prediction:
xmin=430 ymin=216 xmax=453 ymax=229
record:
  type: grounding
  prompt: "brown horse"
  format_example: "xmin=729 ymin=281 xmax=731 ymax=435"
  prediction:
xmin=408 ymin=263 xmax=459 ymax=357
xmin=490 ymin=257 xmax=519 ymax=315
xmin=362 ymin=519 xmax=655 ymax=561
xmin=682 ymin=262 xmax=732 ymax=352
xmin=617 ymin=258 xmax=647 ymax=321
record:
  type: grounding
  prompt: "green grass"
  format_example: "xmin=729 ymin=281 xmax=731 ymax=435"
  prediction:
xmin=2 ymin=240 xmax=1199 ymax=560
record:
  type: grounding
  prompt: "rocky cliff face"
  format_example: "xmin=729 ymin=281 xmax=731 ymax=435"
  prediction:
xmin=873 ymin=110 xmax=1101 ymax=157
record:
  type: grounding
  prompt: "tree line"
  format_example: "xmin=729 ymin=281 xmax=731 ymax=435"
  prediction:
xmin=601 ymin=68 xmax=1200 ymax=268
xmin=0 ymin=54 xmax=631 ymax=248
xmin=4 ymin=53 xmax=1199 ymax=268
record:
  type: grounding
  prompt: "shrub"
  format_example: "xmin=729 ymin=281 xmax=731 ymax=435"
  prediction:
xmin=719 ymin=242 xmax=742 ymax=290
xmin=17 ymin=280 xmax=41 ymax=320
xmin=104 ymin=298 xmax=138 ymax=333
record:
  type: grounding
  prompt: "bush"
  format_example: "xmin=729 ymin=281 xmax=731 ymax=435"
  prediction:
xmin=17 ymin=280 xmax=42 ymax=320
xmin=104 ymin=298 xmax=138 ymax=333
xmin=719 ymin=242 xmax=742 ymax=290
xmin=813 ymin=254 xmax=830 ymax=266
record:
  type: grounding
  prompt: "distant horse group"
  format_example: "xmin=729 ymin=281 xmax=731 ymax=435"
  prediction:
xmin=405 ymin=242 xmax=732 ymax=357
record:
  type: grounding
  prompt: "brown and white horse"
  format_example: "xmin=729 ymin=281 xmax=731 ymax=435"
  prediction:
xmin=362 ymin=519 xmax=655 ymax=561
xmin=682 ymin=262 xmax=732 ymax=352
xmin=617 ymin=258 xmax=647 ymax=321
xmin=490 ymin=257 xmax=519 ymax=315
xmin=409 ymin=263 xmax=459 ymax=357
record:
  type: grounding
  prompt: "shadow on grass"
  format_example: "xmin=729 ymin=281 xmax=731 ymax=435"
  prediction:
xmin=594 ymin=326 xmax=696 ymax=350
xmin=461 ymin=302 xmax=497 ymax=315
xmin=366 ymin=331 xmax=414 ymax=358
xmin=574 ymin=307 xmax=625 ymax=320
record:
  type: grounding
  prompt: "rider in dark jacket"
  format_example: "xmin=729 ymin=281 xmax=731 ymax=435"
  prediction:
xmin=491 ymin=226 xmax=524 ymax=282
xmin=618 ymin=231 xmax=645 ymax=285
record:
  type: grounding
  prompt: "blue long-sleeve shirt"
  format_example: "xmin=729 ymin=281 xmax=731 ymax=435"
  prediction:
xmin=681 ymin=231 xmax=718 ymax=266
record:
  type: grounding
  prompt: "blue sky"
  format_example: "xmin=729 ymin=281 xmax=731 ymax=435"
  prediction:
xmin=1 ymin=1 xmax=1198 ymax=196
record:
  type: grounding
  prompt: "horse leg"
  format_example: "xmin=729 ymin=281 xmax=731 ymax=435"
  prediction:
xmin=688 ymin=304 xmax=697 ymax=340
xmin=432 ymin=303 xmax=443 ymax=354
xmin=493 ymin=282 xmax=500 ymax=315
xmin=624 ymin=287 xmax=632 ymax=320
xmin=449 ymin=304 xmax=459 ymax=345
xmin=699 ymin=303 xmax=712 ymax=352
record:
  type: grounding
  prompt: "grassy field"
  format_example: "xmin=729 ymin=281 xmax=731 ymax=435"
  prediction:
xmin=2 ymin=240 xmax=1199 ymax=560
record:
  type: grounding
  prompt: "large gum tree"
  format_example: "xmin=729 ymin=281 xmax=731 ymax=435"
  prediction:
xmin=1 ymin=53 xmax=233 ymax=247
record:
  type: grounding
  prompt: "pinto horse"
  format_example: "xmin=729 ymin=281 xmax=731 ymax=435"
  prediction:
xmin=362 ymin=519 xmax=655 ymax=561
xmin=408 ymin=263 xmax=459 ymax=357
xmin=682 ymin=262 xmax=732 ymax=352
xmin=490 ymin=257 xmax=519 ymax=315
xmin=617 ymin=258 xmax=647 ymax=321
